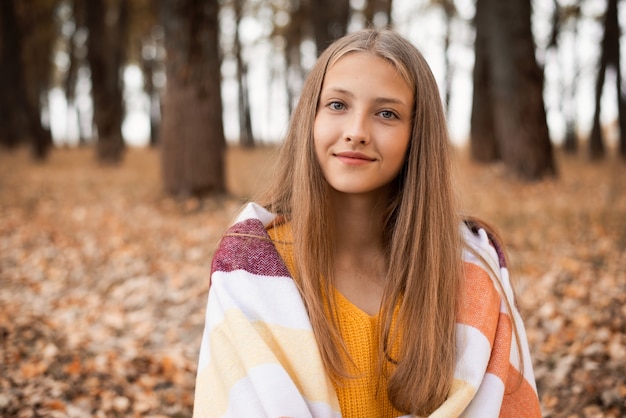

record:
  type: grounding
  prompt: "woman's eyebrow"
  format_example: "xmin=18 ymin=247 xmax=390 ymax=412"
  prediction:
xmin=321 ymin=87 xmax=353 ymax=97
xmin=372 ymin=97 xmax=411 ymax=108
xmin=322 ymin=87 xmax=410 ymax=108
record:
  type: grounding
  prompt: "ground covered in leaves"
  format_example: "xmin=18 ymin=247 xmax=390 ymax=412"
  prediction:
xmin=1 ymin=146 xmax=625 ymax=417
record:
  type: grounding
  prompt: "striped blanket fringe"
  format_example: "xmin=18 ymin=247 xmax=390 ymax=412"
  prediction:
xmin=193 ymin=203 xmax=541 ymax=417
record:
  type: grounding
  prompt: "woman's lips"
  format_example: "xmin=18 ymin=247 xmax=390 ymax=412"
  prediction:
xmin=334 ymin=151 xmax=375 ymax=165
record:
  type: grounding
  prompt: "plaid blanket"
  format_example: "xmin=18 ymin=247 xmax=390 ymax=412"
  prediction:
xmin=193 ymin=203 xmax=541 ymax=417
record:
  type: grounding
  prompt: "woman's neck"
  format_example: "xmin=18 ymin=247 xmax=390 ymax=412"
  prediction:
xmin=327 ymin=190 xmax=389 ymax=316
xmin=329 ymin=190 xmax=387 ymax=253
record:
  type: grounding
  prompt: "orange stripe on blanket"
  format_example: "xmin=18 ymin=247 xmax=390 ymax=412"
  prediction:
xmin=459 ymin=262 xmax=501 ymax=343
xmin=485 ymin=314 xmax=512 ymax=382
xmin=499 ymin=364 xmax=542 ymax=417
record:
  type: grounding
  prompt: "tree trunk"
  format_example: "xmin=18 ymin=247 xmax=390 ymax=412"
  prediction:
xmin=84 ymin=0 xmax=128 ymax=163
xmin=562 ymin=124 xmax=578 ymax=154
xmin=18 ymin=0 xmax=56 ymax=159
xmin=281 ymin=4 xmax=309 ymax=115
xmin=471 ymin=0 xmax=556 ymax=180
xmin=609 ymin=0 xmax=625 ymax=161
xmin=547 ymin=0 xmax=579 ymax=154
xmin=159 ymin=0 xmax=226 ymax=197
xmin=66 ymin=0 xmax=92 ymax=145
xmin=363 ymin=0 xmax=392 ymax=28
xmin=589 ymin=52 xmax=607 ymax=160
xmin=441 ymin=0 xmax=455 ymax=115
xmin=0 ymin=0 xmax=53 ymax=159
xmin=234 ymin=0 xmax=254 ymax=148
xmin=469 ymin=0 xmax=499 ymax=162
xmin=589 ymin=0 xmax=622 ymax=160
xmin=310 ymin=0 xmax=350 ymax=54
xmin=0 ymin=0 xmax=26 ymax=148
xmin=618 ymin=94 xmax=626 ymax=160
xmin=562 ymin=7 xmax=580 ymax=154
xmin=140 ymin=29 xmax=163 ymax=147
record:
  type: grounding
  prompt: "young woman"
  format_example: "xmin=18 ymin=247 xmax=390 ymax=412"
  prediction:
xmin=193 ymin=29 xmax=541 ymax=417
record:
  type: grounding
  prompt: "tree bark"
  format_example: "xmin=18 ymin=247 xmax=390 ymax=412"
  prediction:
xmin=469 ymin=0 xmax=499 ymax=162
xmin=562 ymin=7 xmax=580 ymax=154
xmin=234 ymin=0 xmax=254 ymax=148
xmin=18 ymin=0 xmax=56 ymax=159
xmin=310 ymin=0 xmax=350 ymax=55
xmin=0 ymin=0 xmax=26 ymax=148
xmin=620 ymin=94 xmax=626 ymax=160
xmin=280 ymin=4 xmax=309 ymax=115
xmin=589 ymin=54 xmax=607 ymax=160
xmin=589 ymin=0 xmax=622 ymax=160
xmin=0 ymin=0 xmax=53 ymax=159
xmin=547 ymin=0 xmax=579 ymax=154
xmin=441 ymin=0 xmax=455 ymax=114
xmin=140 ymin=28 xmax=163 ymax=148
xmin=470 ymin=0 xmax=556 ymax=180
xmin=84 ymin=0 xmax=128 ymax=163
xmin=159 ymin=0 xmax=226 ymax=197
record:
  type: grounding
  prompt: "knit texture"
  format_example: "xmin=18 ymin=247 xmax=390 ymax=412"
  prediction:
xmin=332 ymin=290 xmax=403 ymax=417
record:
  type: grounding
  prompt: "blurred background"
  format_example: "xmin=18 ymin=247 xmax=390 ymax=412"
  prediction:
xmin=0 ymin=0 xmax=624 ymax=188
xmin=1 ymin=0 xmax=625 ymax=417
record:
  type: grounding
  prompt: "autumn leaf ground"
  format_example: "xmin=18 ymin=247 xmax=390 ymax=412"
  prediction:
xmin=1 ymin=145 xmax=625 ymax=417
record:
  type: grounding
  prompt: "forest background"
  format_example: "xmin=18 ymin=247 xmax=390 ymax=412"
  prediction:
xmin=1 ymin=0 xmax=625 ymax=417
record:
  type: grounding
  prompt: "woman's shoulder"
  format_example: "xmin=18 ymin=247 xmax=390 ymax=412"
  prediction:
xmin=460 ymin=217 xmax=519 ymax=307
xmin=462 ymin=217 xmax=507 ymax=269
xmin=211 ymin=203 xmax=291 ymax=278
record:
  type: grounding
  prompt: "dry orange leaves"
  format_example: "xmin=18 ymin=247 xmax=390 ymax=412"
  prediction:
xmin=1 ymin=146 xmax=625 ymax=417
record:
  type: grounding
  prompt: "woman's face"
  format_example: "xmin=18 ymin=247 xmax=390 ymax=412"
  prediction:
xmin=313 ymin=52 xmax=413 ymax=197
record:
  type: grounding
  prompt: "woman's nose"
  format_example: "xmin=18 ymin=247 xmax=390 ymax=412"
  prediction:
xmin=344 ymin=112 xmax=369 ymax=144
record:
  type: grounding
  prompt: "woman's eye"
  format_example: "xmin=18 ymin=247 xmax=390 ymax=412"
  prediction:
xmin=379 ymin=110 xmax=397 ymax=119
xmin=329 ymin=101 xmax=345 ymax=111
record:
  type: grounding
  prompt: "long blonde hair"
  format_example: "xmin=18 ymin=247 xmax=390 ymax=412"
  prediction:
xmin=260 ymin=28 xmax=462 ymax=415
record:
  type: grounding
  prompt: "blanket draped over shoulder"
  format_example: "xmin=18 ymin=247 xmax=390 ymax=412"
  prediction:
xmin=193 ymin=203 xmax=541 ymax=418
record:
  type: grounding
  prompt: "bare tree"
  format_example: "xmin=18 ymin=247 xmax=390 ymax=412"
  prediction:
xmin=159 ymin=0 xmax=226 ymax=197
xmin=140 ymin=26 xmax=164 ymax=147
xmin=309 ymin=0 xmax=350 ymax=54
xmin=469 ymin=0 xmax=499 ymax=162
xmin=84 ymin=0 xmax=129 ymax=163
xmin=588 ymin=0 xmax=624 ymax=160
xmin=0 ymin=0 xmax=54 ymax=159
xmin=17 ymin=0 xmax=56 ymax=159
xmin=273 ymin=2 xmax=311 ymax=115
xmin=439 ymin=0 xmax=456 ymax=114
xmin=233 ymin=0 xmax=254 ymax=148
xmin=0 ymin=0 xmax=28 ymax=149
xmin=547 ymin=2 xmax=581 ymax=154
xmin=470 ymin=0 xmax=557 ymax=180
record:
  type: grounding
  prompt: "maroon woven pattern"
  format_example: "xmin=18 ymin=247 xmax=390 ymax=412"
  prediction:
xmin=211 ymin=218 xmax=291 ymax=278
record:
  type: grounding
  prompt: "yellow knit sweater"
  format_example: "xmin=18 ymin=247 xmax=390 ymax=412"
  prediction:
xmin=268 ymin=222 xmax=404 ymax=417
